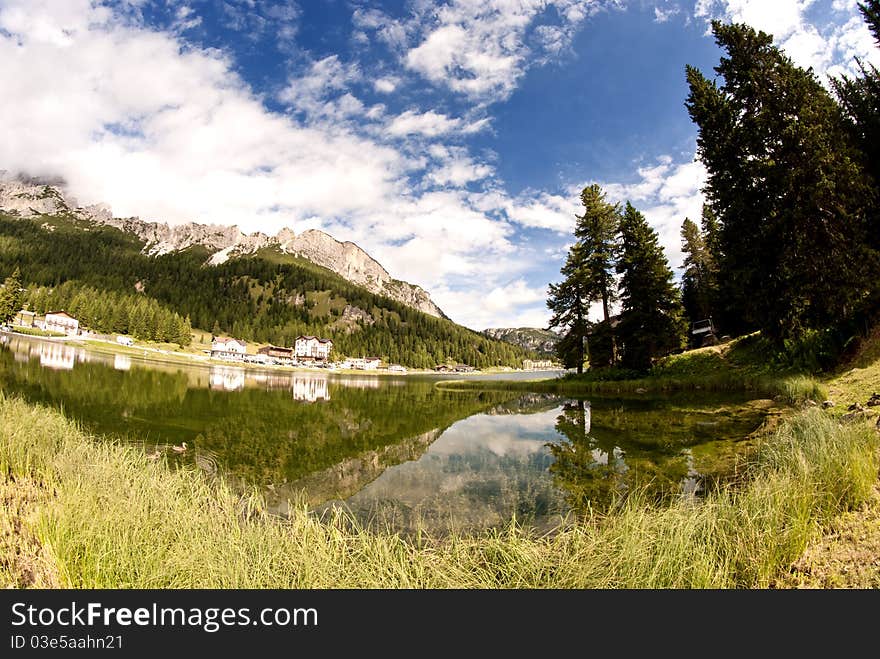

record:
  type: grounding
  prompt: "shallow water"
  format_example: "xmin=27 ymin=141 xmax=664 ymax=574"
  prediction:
xmin=0 ymin=334 xmax=770 ymax=533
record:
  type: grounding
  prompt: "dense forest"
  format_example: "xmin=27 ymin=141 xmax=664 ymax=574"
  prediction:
xmin=0 ymin=213 xmax=535 ymax=369
xmin=550 ymin=7 xmax=880 ymax=373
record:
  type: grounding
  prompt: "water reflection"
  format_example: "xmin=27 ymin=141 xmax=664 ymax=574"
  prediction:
xmin=292 ymin=376 xmax=329 ymax=402
xmin=0 ymin=333 xmax=770 ymax=535
xmin=209 ymin=366 xmax=246 ymax=392
xmin=38 ymin=342 xmax=77 ymax=370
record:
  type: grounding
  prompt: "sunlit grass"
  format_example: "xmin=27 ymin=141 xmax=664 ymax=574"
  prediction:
xmin=1 ymin=396 xmax=875 ymax=589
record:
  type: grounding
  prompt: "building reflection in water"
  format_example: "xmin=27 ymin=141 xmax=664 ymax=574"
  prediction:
xmin=114 ymin=354 xmax=131 ymax=371
xmin=209 ymin=366 xmax=245 ymax=391
xmin=292 ymin=375 xmax=330 ymax=402
xmin=37 ymin=343 xmax=76 ymax=370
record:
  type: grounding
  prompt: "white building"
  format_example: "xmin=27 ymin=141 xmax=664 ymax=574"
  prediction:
xmin=116 ymin=335 xmax=134 ymax=346
xmin=210 ymin=337 xmax=247 ymax=361
xmin=43 ymin=311 xmax=79 ymax=336
xmin=350 ymin=356 xmax=381 ymax=370
xmin=294 ymin=335 xmax=333 ymax=362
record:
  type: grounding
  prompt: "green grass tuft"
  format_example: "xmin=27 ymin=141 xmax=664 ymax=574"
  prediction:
xmin=1 ymin=396 xmax=875 ymax=588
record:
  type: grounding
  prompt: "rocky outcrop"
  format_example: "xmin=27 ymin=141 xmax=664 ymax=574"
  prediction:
xmin=278 ymin=230 xmax=444 ymax=318
xmin=0 ymin=177 xmax=445 ymax=318
xmin=0 ymin=179 xmax=71 ymax=216
xmin=483 ymin=327 xmax=560 ymax=356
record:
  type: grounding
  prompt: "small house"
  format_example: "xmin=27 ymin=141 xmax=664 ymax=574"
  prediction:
xmin=116 ymin=335 xmax=134 ymax=347
xmin=351 ymin=356 xmax=381 ymax=370
xmin=15 ymin=310 xmax=36 ymax=328
xmin=257 ymin=345 xmax=295 ymax=365
xmin=523 ymin=359 xmax=555 ymax=370
xmin=211 ymin=337 xmax=247 ymax=361
xmin=43 ymin=311 xmax=79 ymax=336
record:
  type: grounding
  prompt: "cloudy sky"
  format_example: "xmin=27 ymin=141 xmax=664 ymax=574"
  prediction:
xmin=1 ymin=1 xmax=877 ymax=331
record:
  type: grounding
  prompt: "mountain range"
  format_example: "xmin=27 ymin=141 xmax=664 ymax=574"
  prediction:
xmin=0 ymin=175 xmax=536 ymax=369
xmin=0 ymin=177 xmax=443 ymax=318
xmin=482 ymin=327 xmax=560 ymax=356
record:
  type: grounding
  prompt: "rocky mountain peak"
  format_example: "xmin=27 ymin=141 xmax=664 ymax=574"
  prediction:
xmin=0 ymin=177 xmax=445 ymax=318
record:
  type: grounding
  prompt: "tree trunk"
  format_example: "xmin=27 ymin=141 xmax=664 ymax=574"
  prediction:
xmin=602 ymin=292 xmax=617 ymax=367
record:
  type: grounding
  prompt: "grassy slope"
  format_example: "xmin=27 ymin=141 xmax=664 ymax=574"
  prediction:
xmin=1 ymin=391 xmax=877 ymax=588
xmin=439 ymin=336 xmax=827 ymax=405
xmin=773 ymin=327 xmax=880 ymax=587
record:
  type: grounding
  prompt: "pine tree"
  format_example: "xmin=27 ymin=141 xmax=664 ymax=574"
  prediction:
xmin=547 ymin=185 xmax=621 ymax=372
xmin=617 ymin=203 xmax=687 ymax=371
xmin=831 ymin=1 xmax=880 ymax=255
xmin=575 ymin=184 xmax=620 ymax=366
xmin=0 ymin=267 xmax=24 ymax=324
xmin=686 ymin=21 xmax=877 ymax=341
xmin=547 ymin=248 xmax=590 ymax=373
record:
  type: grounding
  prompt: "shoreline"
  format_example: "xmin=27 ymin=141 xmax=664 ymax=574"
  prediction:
xmin=1 ymin=329 xmax=561 ymax=379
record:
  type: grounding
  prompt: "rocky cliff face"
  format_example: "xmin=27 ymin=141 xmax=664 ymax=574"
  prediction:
xmin=0 ymin=178 xmax=445 ymax=318
xmin=482 ymin=327 xmax=560 ymax=356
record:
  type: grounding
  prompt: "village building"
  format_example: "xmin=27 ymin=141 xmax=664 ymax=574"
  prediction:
xmin=350 ymin=356 xmax=381 ymax=370
xmin=43 ymin=311 xmax=79 ymax=336
xmin=257 ymin=345 xmax=295 ymax=365
xmin=523 ymin=359 xmax=556 ymax=370
xmin=294 ymin=335 xmax=333 ymax=363
xmin=210 ymin=337 xmax=247 ymax=361
xmin=14 ymin=309 xmax=36 ymax=327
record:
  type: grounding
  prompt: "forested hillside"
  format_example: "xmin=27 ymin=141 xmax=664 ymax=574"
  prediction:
xmin=0 ymin=213 xmax=535 ymax=369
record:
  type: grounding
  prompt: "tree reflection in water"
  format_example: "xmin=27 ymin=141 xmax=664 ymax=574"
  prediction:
xmin=548 ymin=399 xmax=697 ymax=515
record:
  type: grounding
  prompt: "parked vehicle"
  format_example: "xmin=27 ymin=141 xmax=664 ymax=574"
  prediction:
xmin=690 ymin=319 xmax=718 ymax=347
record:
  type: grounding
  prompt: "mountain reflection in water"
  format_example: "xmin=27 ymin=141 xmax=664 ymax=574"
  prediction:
xmin=0 ymin=334 xmax=770 ymax=534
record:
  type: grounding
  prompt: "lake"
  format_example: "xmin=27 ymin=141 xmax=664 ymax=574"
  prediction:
xmin=0 ymin=334 xmax=772 ymax=534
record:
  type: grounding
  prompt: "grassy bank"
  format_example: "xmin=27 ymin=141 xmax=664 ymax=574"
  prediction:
xmin=439 ymin=336 xmax=828 ymax=405
xmin=1 ymin=394 xmax=876 ymax=588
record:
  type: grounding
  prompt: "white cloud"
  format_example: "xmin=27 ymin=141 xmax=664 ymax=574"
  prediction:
xmin=599 ymin=155 xmax=707 ymax=276
xmin=278 ymin=55 xmax=369 ymax=122
xmin=386 ymin=109 xmax=463 ymax=137
xmin=654 ymin=5 xmax=681 ymax=23
xmin=694 ymin=0 xmax=880 ymax=81
xmin=394 ymin=0 xmax=603 ymax=102
xmin=373 ymin=76 xmax=399 ymax=93
xmin=503 ymin=192 xmax=578 ymax=233
xmin=430 ymin=279 xmax=551 ymax=330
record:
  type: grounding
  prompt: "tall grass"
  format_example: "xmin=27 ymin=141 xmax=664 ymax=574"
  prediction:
xmin=1 ymin=396 xmax=875 ymax=588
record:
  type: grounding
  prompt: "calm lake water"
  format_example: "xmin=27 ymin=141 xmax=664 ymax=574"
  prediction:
xmin=0 ymin=334 xmax=771 ymax=534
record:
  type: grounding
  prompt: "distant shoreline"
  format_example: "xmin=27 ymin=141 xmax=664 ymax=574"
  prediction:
xmin=1 ymin=329 xmax=561 ymax=379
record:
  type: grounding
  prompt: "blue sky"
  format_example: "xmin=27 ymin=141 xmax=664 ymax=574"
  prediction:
xmin=1 ymin=0 xmax=877 ymax=330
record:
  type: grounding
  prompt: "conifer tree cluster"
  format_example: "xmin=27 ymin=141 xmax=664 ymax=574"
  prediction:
xmin=685 ymin=12 xmax=880 ymax=344
xmin=547 ymin=187 xmax=686 ymax=373
xmin=25 ymin=281 xmax=193 ymax=345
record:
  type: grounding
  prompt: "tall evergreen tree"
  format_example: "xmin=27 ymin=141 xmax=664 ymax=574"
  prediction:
xmin=686 ymin=21 xmax=878 ymax=341
xmin=831 ymin=1 xmax=880 ymax=255
xmin=547 ymin=185 xmax=621 ymax=371
xmin=617 ymin=203 xmax=687 ymax=371
xmin=547 ymin=247 xmax=590 ymax=373
xmin=0 ymin=267 xmax=24 ymax=324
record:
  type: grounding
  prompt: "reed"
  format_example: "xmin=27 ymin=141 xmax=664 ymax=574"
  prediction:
xmin=1 ymin=396 xmax=874 ymax=589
